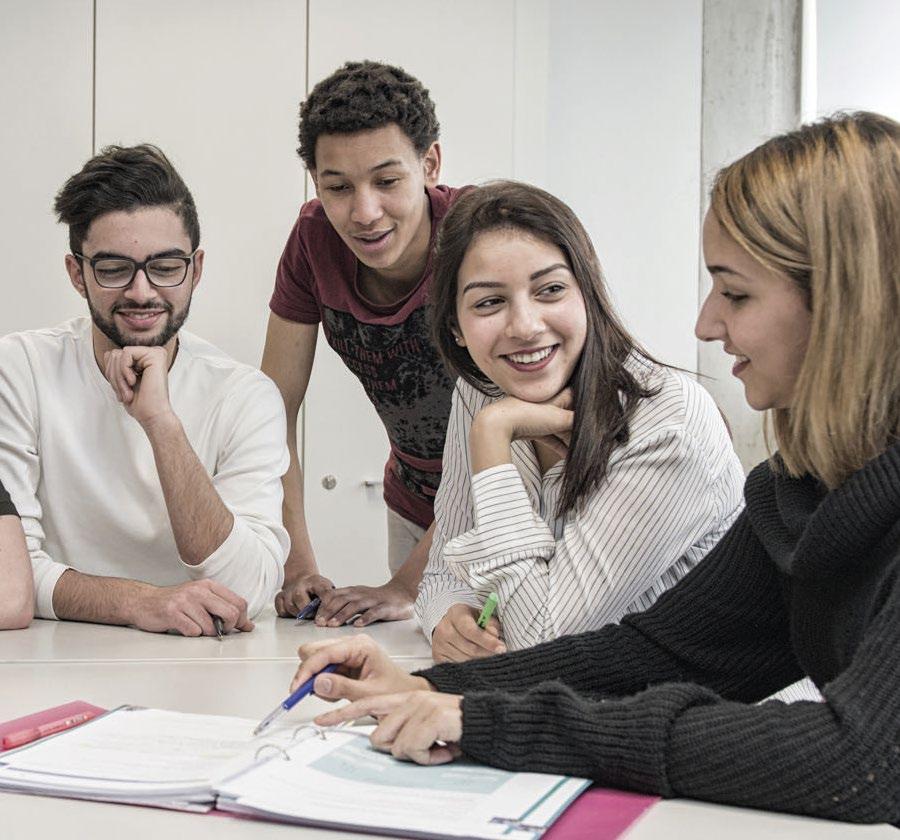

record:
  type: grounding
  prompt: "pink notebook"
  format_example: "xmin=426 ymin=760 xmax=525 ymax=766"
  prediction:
xmin=0 ymin=701 xmax=107 ymax=750
xmin=544 ymin=786 xmax=659 ymax=840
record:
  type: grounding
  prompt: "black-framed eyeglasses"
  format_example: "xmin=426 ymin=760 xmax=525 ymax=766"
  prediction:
xmin=74 ymin=250 xmax=198 ymax=289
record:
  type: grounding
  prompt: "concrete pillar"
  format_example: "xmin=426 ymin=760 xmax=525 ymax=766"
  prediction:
xmin=699 ymin=0 xmax=803 ymax=470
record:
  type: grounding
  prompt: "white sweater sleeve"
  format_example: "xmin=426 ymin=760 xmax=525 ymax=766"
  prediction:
xmin=179 ymin=373 xmax=289 ymax=618
xmin=0 ymin=337 xmax=69 ymax=619
xmin=442 ymin=421 xmax=742 ymax=651
xmin=415 ymin=383 xmax=482 ymax=638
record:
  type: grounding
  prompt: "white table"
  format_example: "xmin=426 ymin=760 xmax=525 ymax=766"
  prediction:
xmin=0 ymin=609 xmax=432 ymax=664
xmin=1 ymin=615 xmax=896 ymax=839
xmin=0 ymin=660 xmax=430 ymax=723
xmin=2 ymin=787 xmax=895 ymax=840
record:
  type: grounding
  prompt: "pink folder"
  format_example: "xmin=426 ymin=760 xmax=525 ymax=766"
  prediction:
xmin=0 ymin=701 xmax=106 ymax=750
xmin=544 ymin=786 xmax=659 ymax=840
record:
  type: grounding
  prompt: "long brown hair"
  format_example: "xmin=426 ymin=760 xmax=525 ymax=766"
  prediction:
xmin=710 ymin=111 xmax=900 ymax=487
xmin=430 ymin=180 xmax=658 ymax=519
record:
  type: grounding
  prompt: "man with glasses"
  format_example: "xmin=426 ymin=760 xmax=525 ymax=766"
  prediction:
xmin=0 ymin=144 xmax=289 ymax=635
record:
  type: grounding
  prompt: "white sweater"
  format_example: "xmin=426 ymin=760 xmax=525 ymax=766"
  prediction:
xmin=416 ymin=359 xmax=746 ymax=649
xmin=0 ymin=317 xmax=289 ymax=619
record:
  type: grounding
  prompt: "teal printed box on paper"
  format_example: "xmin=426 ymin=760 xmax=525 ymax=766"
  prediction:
xmin=310 ymin=738 xmax=509 ymax=793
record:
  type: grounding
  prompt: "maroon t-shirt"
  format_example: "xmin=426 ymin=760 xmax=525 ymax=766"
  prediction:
xmin=270 ymin=185 xmax=461 ymax=529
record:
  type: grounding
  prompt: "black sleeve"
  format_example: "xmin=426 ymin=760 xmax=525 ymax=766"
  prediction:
xmin=454 ymin=556 xmax=900 ymax=825
xmin=0 ymin=478 xmax=18 ymax=517
xmin=418 ymin=510 xmax=802 ymax=702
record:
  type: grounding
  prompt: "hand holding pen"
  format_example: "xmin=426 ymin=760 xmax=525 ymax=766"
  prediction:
xmin=253 ymin=664 xmax=340 ymax=736
xmin=289 ymin=635 xmax=431 ymax=705
xmin=124 ymin=579 xmax=253 ymax=637
xmin=431 ymin=595 xmax=504 ymax=663
xmin=476 ymin=593 xmax=499 ymax=628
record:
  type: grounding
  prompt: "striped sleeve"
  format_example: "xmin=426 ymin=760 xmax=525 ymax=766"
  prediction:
xmin=441 ymin=373 xmax=745 ymax=650
xmin=415 ymin=382 xmax=483 ymax=638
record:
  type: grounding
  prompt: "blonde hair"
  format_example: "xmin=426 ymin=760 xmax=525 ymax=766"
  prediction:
xmin=710 ymin=112 xmax=900 ymax=488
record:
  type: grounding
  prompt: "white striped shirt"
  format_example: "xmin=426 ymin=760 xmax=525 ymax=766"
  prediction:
xmin=415 ymin=358 xmax=746 ymax=650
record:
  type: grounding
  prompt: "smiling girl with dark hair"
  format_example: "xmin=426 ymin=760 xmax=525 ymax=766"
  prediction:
xmin=415 ymin=180 xmax=745 ymax=661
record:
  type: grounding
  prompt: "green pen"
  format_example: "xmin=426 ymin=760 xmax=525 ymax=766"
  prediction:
xmin=476 ymin=592 xmax=499 ymax=629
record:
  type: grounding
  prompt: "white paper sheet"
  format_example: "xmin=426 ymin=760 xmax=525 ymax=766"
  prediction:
xmin=1 ymin=707 xmax=278 ymax=785
xmin=218 ymin=729 xmax=588 ymax=839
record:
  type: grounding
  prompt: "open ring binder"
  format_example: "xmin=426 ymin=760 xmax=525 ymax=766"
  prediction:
xmin=253 ymin=722 xmax=345 ymax=762
xmin=291 ymin=722 xmax=328 ymax=741
xmin=253 ymin=721 xmax=370 ymax=763
xmin=253 ymin=743 xmax=291 ymax=762
xmin=0 ymin=705 xmax=590 ymax=838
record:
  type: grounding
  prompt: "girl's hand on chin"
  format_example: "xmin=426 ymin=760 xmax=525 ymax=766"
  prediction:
xmin=484 ymin=388 xmax=574 ymax=441
xmin=470 ymin=390 xmax=574 ymax=472
xmin=532 ymin=388 xmax=574 ymax=458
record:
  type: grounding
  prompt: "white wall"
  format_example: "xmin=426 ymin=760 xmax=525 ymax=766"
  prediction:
xmin=93 ymin=0 xmax=307 ymax=368
xmin=0 ymin=0 xmax=93 ymax=337
xmin=816 ymin=0 xmax=900 ymax=119
xmin=542 ymin=0 xmax=703 ymax=373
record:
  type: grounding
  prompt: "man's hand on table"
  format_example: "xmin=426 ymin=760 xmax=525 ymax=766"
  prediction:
xmin=127 ymin=579 xmax=253 ymax=636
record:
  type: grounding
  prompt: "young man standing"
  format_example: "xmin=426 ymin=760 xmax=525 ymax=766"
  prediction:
xmin=0 ymin=145 xmax=289 ymax=635
xmin=263 ymin=61 xmax=461 ymax=626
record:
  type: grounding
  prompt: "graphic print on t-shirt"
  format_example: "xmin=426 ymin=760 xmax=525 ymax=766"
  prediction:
xmin=321 ymin=305 xmax=454 ymax=503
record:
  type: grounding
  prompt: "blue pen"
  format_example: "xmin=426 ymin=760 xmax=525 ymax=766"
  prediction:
xmin=295 ymin=597 xmax=321 ymax=622
xmin=252 ymin=664 xmax=338 ymax=736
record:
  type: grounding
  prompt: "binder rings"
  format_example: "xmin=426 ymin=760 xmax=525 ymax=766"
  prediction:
xmin=0 ymin=705 xmax=589 ymax=838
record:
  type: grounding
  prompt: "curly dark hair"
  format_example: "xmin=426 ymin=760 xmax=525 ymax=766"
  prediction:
xmin=298 ymin=61 xmax=440 ymax=169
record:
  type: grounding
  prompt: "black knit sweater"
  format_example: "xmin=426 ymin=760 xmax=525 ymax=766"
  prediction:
xmin=418 ymin=443 xmax=900 ymax=824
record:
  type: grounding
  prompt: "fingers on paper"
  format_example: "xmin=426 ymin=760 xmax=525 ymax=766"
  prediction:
xmin=320 ymin=693 xmax=462 ymax=766
xmin=314 ymin=691 xmax=405 ymax=727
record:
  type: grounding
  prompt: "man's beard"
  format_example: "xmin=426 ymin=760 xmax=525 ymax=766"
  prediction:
xmin=86 ymin=293 xmax=192 ymax=349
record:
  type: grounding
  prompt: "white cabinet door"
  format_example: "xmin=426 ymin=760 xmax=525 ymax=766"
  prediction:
xmin=0 ymin=0 xmax=93 ymax=338
xmin=303 ymin=0 xmax=517 ymax=584
xmin=93 ymin=0 xmax=307 ymax=367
